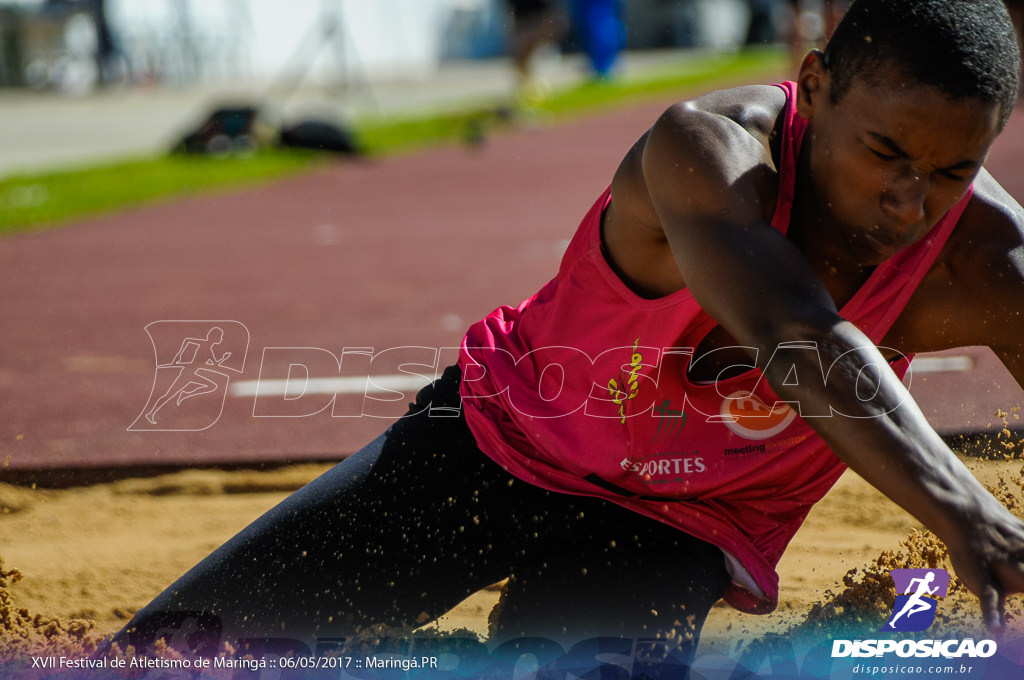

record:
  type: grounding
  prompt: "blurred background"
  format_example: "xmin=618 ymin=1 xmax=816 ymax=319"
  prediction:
xmin=0 ymin=0 xmax=806 ymax=91
xmin=2 ymin=1 xmax=1024 ymax=652
xmin=0 ymin=0 xmax=829 ymax=175
xmin=4 ymin=0 xmax=1022 ymax=483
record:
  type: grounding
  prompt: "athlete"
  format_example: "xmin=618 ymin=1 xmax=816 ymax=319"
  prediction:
xmin=505 ymin=0 xmax=566 ymax=92
xmin=99 ymin=0 xmax=1024 ymax=669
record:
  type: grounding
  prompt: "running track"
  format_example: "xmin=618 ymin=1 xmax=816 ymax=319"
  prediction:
xmin=4 ymin=84 xmax=1024 ymax=479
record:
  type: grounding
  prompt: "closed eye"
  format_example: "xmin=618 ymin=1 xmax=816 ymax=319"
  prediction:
xmin=868 ymin=147 xmax=899 ymax=162
xmin=938 ymin=170 xmax=968 ymax=182
xmin=864 ymin=132 xmax=908 ymax=162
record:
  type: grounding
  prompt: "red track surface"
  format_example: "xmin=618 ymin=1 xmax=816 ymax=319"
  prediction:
xmin=4 ymin=94 xmax=1024 ymax=475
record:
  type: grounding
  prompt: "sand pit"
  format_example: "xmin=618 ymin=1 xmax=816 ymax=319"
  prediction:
xmin=2 ymin=453 xmax=1024 ymax=673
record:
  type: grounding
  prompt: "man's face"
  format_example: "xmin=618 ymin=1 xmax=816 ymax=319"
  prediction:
xmin=797 ymin=59 xmax=1002 ymax=266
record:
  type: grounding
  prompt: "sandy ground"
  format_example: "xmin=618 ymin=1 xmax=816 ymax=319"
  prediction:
xmin=4 ymin=453 xmax=1024 ymax=656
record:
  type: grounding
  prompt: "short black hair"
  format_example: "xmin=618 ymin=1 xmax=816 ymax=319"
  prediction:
xmin=823 ymin=0 xmax=1020 ymax=128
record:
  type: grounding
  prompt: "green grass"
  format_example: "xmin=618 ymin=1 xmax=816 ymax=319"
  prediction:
xmin=543 ymin=49 xmax=786 ymax=112
xmin=0 ymin=48 xmax=787 ymax=237
xmin=0 ymin=150 xmax=326 ymax=236
xmin=356 ymin=48 xmax=787 ymax=155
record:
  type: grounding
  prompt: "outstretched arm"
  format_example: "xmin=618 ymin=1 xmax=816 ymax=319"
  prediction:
xmin=638 ymin=96 xmax=1024 ymax=630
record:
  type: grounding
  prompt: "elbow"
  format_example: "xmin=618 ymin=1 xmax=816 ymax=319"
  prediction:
xmin=747 ymin=308 xmax=847 ymax=372
xmin=752 ymin=313 xmax=901 ymax=421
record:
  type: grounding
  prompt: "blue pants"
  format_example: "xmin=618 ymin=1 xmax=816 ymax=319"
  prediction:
xmin=573 ymin=0 xmax=624 ymax=76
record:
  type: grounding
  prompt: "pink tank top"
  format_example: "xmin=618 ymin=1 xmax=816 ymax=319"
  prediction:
xmin=458 ymin=82 xmax=971 ymax=613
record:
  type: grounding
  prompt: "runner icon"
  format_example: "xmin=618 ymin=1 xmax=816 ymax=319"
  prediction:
xmin=144 ymin=327 xmax=232 ymax=424
xmin=887 ymin=571 xmax=939 ymax=628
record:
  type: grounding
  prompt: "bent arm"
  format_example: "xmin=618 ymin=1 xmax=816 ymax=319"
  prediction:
xmin=640 ymin=101 xmax=1024 ymax=628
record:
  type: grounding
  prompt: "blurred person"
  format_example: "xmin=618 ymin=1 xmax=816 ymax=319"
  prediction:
xmin=786 ymin=0 xmax=849 ymax=63
xmin=821 ymin=0 xmax=849 ymax=35
xmin=569 ymin=0 xmax=625 ymax=79
xmin=98 ymin=0 xmax=1024 ymax=672
xmin=45 ymin=0 xmax=123 ymax=86
xmin=506 ymin=0 xmax=568 ymax=100
xmin=744 ymin=0 xmax=779 ymax=47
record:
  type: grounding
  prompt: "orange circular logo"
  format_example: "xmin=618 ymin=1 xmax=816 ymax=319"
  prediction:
xmin=720 ymin=390 xmax=796 ymax=440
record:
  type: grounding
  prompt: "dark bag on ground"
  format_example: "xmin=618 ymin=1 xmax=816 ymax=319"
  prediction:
xmin=173 ymin=106 xmax=260 ymax=155
xmin=173 ymin=106 xmax=360 ymax=156
xmin=279 ymin=119 xmax=360 ymax=154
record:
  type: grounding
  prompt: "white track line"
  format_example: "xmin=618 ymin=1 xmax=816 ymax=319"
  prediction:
xmin=230 ymin=374 xmax=432 ymax=398
xmin=909 ymin=355 xmax=973 ymax=374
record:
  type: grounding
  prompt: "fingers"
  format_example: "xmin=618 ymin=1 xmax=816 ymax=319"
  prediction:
xmin=980 ymin=581 xmax=1005 ymax=636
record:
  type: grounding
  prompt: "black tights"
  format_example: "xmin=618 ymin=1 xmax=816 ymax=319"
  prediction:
xmin=101 ymin=367 xmax=730 ymax=666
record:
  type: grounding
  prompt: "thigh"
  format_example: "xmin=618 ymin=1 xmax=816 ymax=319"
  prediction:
xmin=493 ymin=498 xmax=729 ymax=657
xmin=105 ymin=368 xmax=520 ymax=654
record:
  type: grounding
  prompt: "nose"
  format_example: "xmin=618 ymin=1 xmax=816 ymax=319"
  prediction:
xmin=881 ymin=170 xmax=927 ymax=228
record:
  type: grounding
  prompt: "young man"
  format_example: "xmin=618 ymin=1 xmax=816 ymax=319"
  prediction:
xmin=100 ymin=0 xmax=1024 ymax=668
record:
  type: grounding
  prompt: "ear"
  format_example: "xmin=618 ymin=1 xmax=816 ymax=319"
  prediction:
xmin=796 ymin=50 xmax=829 ymax=120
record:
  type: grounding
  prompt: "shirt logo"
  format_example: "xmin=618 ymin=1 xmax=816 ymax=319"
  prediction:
xmin=719 ymin=391 xmax=796 ymax=440
xmin=652 ymin=399 xmax=686 ymax=444
xmin=882 ymin=568 xmax=950 ymax=632
xmin=607 ymin=339 xmax=643 ymax=424
xmin=620 ymin=454 xmax=705 ymax=479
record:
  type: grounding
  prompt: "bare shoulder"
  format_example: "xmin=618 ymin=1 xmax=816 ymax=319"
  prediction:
xmin=641 ymin=84 xmax=785 ymax=181
xmin=891 ymin=171 xmax=1024 ymax=354
xmin=950 ymin=171 xmax=1024 ymax=298
xmin=604 ymin=84 xmax=787 ymax=297
xmin=948 ymin=173 xmax=1024 ymax=372
xmin=681 ymin=83 xmax=788 ymax=140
